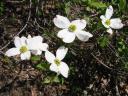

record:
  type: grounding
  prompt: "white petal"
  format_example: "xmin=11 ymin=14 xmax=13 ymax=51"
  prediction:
xmin=76 ymin=31 xmax=93 ymax=41
xmin=32 ymin=36 xmax=43 ymax=42
xmin=58 ymin=62 xmax=69 ymax=78
xmin=100 ymin=15 xmax=106 ymax=20
xmin=27 ymin=34 xmax=32 ymax=39
xmin=31 ymin=50 xmax=42 ymax=55
xmin=71 ymin=19 xmax=87 ymax=30
xmin=105 ymin=5 xmax=113 ymax=19
xmin=14 ymin=36 xmax=21 ymax=48
xmin=110 ymin=18 xmax=124 ymax=29
xmin=27 ymin=36 xmax=44 ymax=50
xmin=57 ymin=29 xmax=76 ymax=43
xmin=45 ymin=51 xmax=55 ymax=63
xmin=39 ymin=43 xmax=48 ymax=51
xmin=53 ymin=15 xmax=70 ymax=28
xmin=50 ymin=64 xmax=59 ymax=73
xmin=20 ymin=51 xmax=31 ymax=60
xmin=57 ymin=29 xmax=68 ymax=38
xmin=107 ymin=28 xmax=113 ymax=34
xmin=20 ymin=36 xmax=27 ymax=46
xmin=5 ymin=48 xmax=20 ymax=57
xmin=56 ymin=46 xmax=68 ymax=60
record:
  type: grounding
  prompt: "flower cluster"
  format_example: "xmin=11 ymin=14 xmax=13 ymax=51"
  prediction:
xmin=5 ymin=5 xmax=123 ymax=78
xmin=6 ymin=35 xmax=48 ymax=60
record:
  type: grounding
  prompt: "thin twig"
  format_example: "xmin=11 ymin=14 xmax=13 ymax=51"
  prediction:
xmin=91 ymin=53 xmax=128 ymax=76
xmin=0 ymin=0 xmax=32 ymax=51
xmin=116 ymin=85 xmax=121 ymax=96
xmin=0 ymin=50 xmax=4 ymax=55
xmin=91 ymin=53 xmax=112 ymax=70
xmin=6 ymin=0 xmax=25 ymax=3
xmin=0 ymin=16 xmax=7 ymax=23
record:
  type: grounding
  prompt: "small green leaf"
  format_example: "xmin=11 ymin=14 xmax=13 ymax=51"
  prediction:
xmin=36 ymin=62 xmax=49 ymax=71
xmin=31 ymin=55 xmax=40 ymax=61
xmin=87 ymin=1 xmax=107 ymax=9
xmin=43 ymin=77 xmax=51 ymax=84
xmin=65 ymin=2 xmax=70 ymax=15
xmin=52 ymin=76 xmax=60 ymax=83
xmin=43 ymin=75 xmax=60 ymax=84
xmin=98 ymin=36 xmax=109 ymax=48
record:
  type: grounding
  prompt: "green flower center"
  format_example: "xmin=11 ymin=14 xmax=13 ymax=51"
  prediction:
xmin=105 ymin=19 xmax=111 ymax=26
xmin=20 ymin=46 xmax=28 ymax=53
xmin=68 ymin=24 xmax=77 ymax=32
xmin=54 ymin=58 xmax=61 ymax=66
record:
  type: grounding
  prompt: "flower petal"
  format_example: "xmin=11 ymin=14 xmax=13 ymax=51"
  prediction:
xmin=27 ymin=36 xmax=44 ymax=50
xmin=71 ymin=19 xmax=87 ymax=30
xmin=39 ymin=43 xmax=48 ymax=51
xmin=20 ymin=36 xmax=27 ymax=46
xmin=56 ymin=46 xmax=68 ymax=60
xmin=57 ymin=29 xmax=76 ymax=43
xmin=105 ymin=5 xmax=113 ymax=19
xmin=5 ymin=48 xmax=20 ymax=57
xmin=110 ymin=18 xmax=123 ymax=29
xmin=76 ymin=31 xmax=93 ymax=41
xmin=53 ymin=15 xmax=70 ymax=28
xmin=27 ymin=34 xmax=32 ymax=39
xmin=50 ymin=64 xmax=59 ymax=73
xmin=58 ymin=62 xmax=69 ymax=78
xmin=107 ymin=28 xmax=113 ymax=34
xmin=100 ymin=15 xmax=106 ymax=20
xmin=14 ymin=37 xmax=21 ymax=48
xmin=45 ymin=51 xmax=55 ymax=64
xmin=31 ymin=50 xmax=42 ymax=55
xmin=32 ymin=36 xmax=43 ymax=42
xmin=20 ymin=51 xmax=31 ymax=60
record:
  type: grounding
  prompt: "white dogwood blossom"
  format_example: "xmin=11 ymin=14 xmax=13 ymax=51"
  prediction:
xmin=27 ymin=35 xmax=48 ymax=55
xmin=100 ymin=5 xmax=123 ymax=34
xmin=45 ymin=46 xmax=69 ymax=78
xmin=5 ymin=36 xmax=31 ymax=60
xmin=53 ymin=15 xmax=93 ymax=43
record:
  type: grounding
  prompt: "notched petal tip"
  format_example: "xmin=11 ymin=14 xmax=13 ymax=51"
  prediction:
xmin=53 ymin=15 xmax=70 ymax=29
xmin=108 ymin=5 xmax=113 ymax=10
xmin=27 ymin=34 xmax=32 ymax=39
xmin=80 ymin=19 xmax=87 ymax=24
xmin=56 ymin=46 xmax=68 ymax=60
xmin=107 ymin=28 xmax=113 ymax=35
xmin=100 ymin=15 xmax=105 ymax=20
xmin=105 ymin=5 xmax=113 ymax=19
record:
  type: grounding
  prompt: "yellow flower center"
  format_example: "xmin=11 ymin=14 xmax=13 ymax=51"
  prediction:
xmin=68 ymin=24 xmax=77 ymax=32
xmin=20 ymin=46 xmax=28 ymax=53
xmin=54 ymin=58 xmax=61 ymax=66
xmin=105 ymin=19 xmax=111 ymax=26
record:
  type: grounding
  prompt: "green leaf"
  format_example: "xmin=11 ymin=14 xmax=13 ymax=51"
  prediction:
xmin=31 ymin=55 xmax=40 ymax=61
xmin=43 ymin=75 xmax=60 ymax=84
xmin=65 ymin=2 xmax=70 ymax=15
xmin=36 ymin=62 xmax=49 ymax=71
xmin=52 ymin=76 xmax=60 ymax=83
xmin=87 ymin=1 xmax=107 ymax=9
xmin=119 ymin=0 xmax=126 ymax=12
xmin=43 ymin=77 xmax=51 ymax=84
xmin=98 ymin=36 xmax=109 ymax=48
